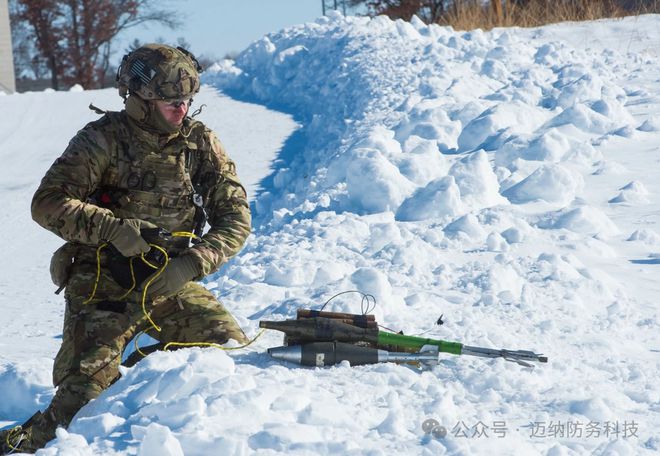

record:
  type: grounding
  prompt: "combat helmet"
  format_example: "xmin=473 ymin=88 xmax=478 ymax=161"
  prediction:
xmin=116 ymin=44 xmax=202 ymax=102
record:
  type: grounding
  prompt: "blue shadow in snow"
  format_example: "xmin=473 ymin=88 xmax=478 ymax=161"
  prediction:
xmin=630 ymin=258 xmax=660 ymax=265
xmin=217 ymin=86 xmax=311 ymax=227
xmin=252 ymin=128 xmax=308 ymax=205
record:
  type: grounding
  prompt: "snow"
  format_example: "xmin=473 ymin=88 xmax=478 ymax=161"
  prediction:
xmin=1 ymin=11 xmax=659 ymax=455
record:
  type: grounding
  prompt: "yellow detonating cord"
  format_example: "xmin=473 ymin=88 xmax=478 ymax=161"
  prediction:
xmin=82 ymin=243 xmax=108 ymax=304
xmin=5 ymin=426 xmax=25 ymax=452
xmin=164 ymin=329 xmax=265 ymax=352
xmin=82 ymin=231 xmax=261 ymax=361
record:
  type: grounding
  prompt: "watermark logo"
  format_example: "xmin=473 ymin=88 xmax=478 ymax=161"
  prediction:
xmin=422 ymin=418 xmax=447 ymax=439
xmin=421 ymin=419 xmax=639 ymax=440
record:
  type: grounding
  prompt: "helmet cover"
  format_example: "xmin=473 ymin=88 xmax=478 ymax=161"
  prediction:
xmin=117 ymin=44 xmax=202 ymax=101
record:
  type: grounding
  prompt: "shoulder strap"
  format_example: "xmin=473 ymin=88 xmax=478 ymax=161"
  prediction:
xmin=183 ymin=120 xmax=212 ymax=239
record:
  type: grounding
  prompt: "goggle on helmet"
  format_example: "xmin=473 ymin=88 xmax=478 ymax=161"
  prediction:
xmin=116 ymin=44 xmax=203 ymax=102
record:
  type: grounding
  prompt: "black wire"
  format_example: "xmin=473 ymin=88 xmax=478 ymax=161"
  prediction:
xmin=360 ymin=293 xmax=376 ymax=315
xmin=318 ymin=290 xmax=377 ymax=315
xmin=377 ymin=324 xmax=401 ymax=333
xmin=191 ymin=103 xmax=206 ymax=118
xmin=316 ymin=290 xmax=442 ymax=336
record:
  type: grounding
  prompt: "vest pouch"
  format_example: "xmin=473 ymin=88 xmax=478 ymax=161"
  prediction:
xmin=50 ymin=242 xmax=78 ymax=291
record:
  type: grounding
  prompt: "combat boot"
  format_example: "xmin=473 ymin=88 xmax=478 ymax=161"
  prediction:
xmin=0 ymin=411 xmax=42 ymax=455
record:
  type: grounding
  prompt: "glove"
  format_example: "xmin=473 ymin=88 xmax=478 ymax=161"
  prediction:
xmin=98 ymin=217 xmax=158 ymax=257
xmin=146 ymin=254 xmax=201 ymax=299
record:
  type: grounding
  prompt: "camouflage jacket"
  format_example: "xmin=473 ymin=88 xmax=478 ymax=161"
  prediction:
xmin=31 ymin=111 xmax=251 ymax=279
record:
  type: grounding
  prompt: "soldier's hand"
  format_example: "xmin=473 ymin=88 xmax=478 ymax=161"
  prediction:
xmin=99 ymin=218 xmax=158 ymax=257
xmin=147 ymin=254 xmax=201 ymax=299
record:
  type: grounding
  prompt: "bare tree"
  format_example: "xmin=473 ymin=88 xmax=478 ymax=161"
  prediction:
xmin=10 ymin=0 xmax=181 ymax=89
xmin=348 ymin=0 xmax=447 ymax=22
xmin=10 ymin=0 xmax=64 ymax=88
xmin=8 ymin=1 xmax=46 ymax=80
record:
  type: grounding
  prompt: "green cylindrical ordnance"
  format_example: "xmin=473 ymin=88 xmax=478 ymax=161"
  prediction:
xmin=377 ymin=331 xmax=463 ymax=355
xmin=259 ymin=318 xmax=379 ymax=344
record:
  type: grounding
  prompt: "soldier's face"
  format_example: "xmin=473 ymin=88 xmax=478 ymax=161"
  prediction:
xmin=155 ymin=99 xmax=190 ymax=127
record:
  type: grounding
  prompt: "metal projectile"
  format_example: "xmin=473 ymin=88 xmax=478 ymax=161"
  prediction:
xmin=268 ymin=342 xmax=440 ymax=368
xmin=461 ymin=345 xmax=548 ymax=368
xmin=267 ymin=345 xmax=302 ymax=364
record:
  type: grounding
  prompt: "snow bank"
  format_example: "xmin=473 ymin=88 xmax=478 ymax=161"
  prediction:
xmin=206 ymin=12 xmax=634 ymax=226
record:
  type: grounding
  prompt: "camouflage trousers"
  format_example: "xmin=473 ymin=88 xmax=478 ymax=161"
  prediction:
xmin=27 ymin=265 xmax=248 ymax=450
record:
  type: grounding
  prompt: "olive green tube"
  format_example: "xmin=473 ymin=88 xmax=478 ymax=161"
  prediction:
xmin=377 ymin=331 xmax=463 ymax=355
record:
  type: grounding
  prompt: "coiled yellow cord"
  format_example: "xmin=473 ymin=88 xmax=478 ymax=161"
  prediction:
xmin=170 ymin=230 xmax=197 ymax=239
xmin=134 ymin=330 xmax=151 ymax=358
xmin=139 ymin=244 xmax=169 ymax=332
xmin=82 ymin=232 xmax=259 ymax=362
xmin=139 ymin=253 xmax=161 ymax=270
xmin=5 ymin=425 xmax=25 ymax=451
xmin=115 ymin=257 xmax=138 ymax=301
xmin=82 ymin=243 xmax=108 ymax=304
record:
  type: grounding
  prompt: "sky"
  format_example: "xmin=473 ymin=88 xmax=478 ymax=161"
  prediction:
xmin=116 ymin=0 xmax=356 ymax=60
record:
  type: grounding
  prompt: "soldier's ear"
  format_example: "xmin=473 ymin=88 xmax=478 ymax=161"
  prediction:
xmin=125 ymin=95 xmax=150 ymax=123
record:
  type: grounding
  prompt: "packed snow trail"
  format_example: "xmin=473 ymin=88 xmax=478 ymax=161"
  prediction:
xmin=2 ymin=13 xmax=660 ymax=456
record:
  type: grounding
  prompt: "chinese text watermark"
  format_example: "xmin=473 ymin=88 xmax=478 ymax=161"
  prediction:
xmin=421 ymin=419 xmax=639 ymax=440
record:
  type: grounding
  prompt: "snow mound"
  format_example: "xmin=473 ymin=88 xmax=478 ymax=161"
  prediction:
xmin=503 ymin=164 xmax=583 ymax=205
xmin=457 ymin=101 xmax=549 ymax=152
xmin=553 ymin=206 xmax=620 ymax=238
xmin=608 ymin=180 xmax=650 ymax=204
xmin=396 ymin=175 xmax=464 ymax=221
xmin=627 ymin=228 xmax=660 ymax=245
xmin=637 ymin=115 xmax=660 ymax=132
xmin=44 ymin=349 xmax=235 ymax=454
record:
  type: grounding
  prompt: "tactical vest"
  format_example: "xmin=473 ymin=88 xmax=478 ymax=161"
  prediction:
xmin=91 ymin=111 xmax=214 ymax=255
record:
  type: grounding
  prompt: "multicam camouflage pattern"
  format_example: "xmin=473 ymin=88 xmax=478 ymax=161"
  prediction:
xmin=24 ymin=110 xmax=251 ymax=451
xmin=116 ymin=44 xmax=201 ymax=101
xmin=32 ymin=111 xmax=251 ymax=276
xmin=55 ymin=273 xmax=249 ymax=390
xmin=16 ymin=275 xmax=248 ymax=450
